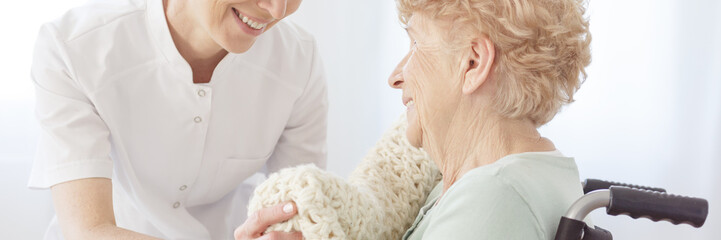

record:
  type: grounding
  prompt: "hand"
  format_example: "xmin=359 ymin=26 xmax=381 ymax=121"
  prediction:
xmin=234 ymin=201 xmax=303 ymax=240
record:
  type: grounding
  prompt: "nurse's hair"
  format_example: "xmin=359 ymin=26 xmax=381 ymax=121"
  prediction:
xmin=396 ymin=0 xmax=592 ymax=126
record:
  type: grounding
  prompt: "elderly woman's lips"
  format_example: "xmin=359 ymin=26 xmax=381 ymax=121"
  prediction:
xmin=403 ymin=97 xmax=413 ymax=106
xmin=405 ymin=100 xmax=415 ymax=107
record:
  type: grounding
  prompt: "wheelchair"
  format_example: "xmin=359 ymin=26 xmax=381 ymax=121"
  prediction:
xmin=554 ymin=179 xmax=709 ymax=240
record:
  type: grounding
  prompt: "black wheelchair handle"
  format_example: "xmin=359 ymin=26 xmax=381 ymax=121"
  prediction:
xmin=584 ymin=178 xmax=666 ymax=194
xmin=607 ymin=186 xmax=709 ymax=228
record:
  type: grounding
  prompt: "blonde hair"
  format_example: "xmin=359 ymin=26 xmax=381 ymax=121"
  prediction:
xmin=397 ymin=0 xmax=591 ymax=126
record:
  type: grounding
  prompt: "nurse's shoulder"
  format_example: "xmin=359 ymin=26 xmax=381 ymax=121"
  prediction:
xmin=33 ymin=0 xmax=158 ymax=93
xmin=245 ymin=20 xmax=320 ymax=68
xmin=263 ymin=20 xmax=317 ymax=55
xmin=43 ymin=0 xmax=146 ymax=42
xmin=236 ymin=20 xmax=324 ymax=92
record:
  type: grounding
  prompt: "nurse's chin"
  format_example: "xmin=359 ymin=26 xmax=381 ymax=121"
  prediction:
xmin=220 ymin=39 xmax=258 ymax=54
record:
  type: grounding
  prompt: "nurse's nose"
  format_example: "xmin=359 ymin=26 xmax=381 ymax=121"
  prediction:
xmin=258 ymin=0 xmax=288 ymax=19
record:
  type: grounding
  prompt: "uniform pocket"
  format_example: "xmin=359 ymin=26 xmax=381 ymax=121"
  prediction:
xmin=205 ymin=153 xmax=271 ymax=203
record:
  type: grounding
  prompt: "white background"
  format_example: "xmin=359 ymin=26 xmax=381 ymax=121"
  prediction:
xmin=1 ymin=0 xmax=718 ymax=239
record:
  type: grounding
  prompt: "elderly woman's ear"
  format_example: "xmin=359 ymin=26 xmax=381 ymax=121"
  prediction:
xmin=462 ymin=36 xmax=495 ymax=95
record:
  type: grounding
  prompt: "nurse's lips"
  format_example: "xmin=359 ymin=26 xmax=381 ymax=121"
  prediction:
xmin=231 ymin=8 xmax=273 ymax=36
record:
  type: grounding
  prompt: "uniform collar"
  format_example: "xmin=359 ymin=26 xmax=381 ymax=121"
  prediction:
xmin=146 ymin=0 xmax=244 ymax=85
xmin=146 ymin=0 xmax=191 ymax=69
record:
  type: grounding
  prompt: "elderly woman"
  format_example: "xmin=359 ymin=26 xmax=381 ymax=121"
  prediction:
xmin=387 ymin=0 xmax=592 ymax=239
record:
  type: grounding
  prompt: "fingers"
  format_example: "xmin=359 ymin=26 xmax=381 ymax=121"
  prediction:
xmin=257 ymin=231 xmax=303 ymax=240
xmin=241 ymin=201 xmax=298 ymax=238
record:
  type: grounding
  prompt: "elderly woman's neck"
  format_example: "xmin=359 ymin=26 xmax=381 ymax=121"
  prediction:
xmin=433 ymin=110 xmax=555 ymax=193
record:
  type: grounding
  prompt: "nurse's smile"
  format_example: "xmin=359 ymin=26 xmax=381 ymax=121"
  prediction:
xmin=231 ymin=7 xmax=271 ymax=36
xmin=164 ymin=0 xmax=301 ymax=55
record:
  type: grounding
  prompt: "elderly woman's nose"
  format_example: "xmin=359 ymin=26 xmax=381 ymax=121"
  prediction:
xmin=388 ymin=71 xmax=404 ymax=89
xmin=389 ymin=54 xmax=410 ymax=89
xmin=257 ymin=0 xmax=287 ymax=19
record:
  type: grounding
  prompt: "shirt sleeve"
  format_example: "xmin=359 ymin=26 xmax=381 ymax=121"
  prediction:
xmin=27 ymin=24 xmax=113 ymax=189
xmin=422 ymin=175 xmax=545 ymax=240
xmin=265 ymin=37 xmax=328 ymax=173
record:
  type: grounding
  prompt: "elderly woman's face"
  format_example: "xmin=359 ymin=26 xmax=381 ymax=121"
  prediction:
xmin=190 ymin=0 xmax=302 ymax=53
xmin=388 ymin=14 xmax=465 ymax=148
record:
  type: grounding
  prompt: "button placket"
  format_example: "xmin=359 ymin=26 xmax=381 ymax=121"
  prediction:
xmin=172 ymin=184 xmax=190 ymax=210
xmin=196 ymin=87 xmax=210 ymax=99
xmin=193 ymin=87 xmax=211 ymax=124
xmin=183 ymin=86 xmax=211 ymax=207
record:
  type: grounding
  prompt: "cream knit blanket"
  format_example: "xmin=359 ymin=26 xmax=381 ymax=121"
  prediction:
xmin=248 ymin=114 xmax=441 ymax=240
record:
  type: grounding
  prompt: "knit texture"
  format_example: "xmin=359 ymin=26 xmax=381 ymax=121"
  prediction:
xmin=248 ymin=114 xmax=441 ymax=240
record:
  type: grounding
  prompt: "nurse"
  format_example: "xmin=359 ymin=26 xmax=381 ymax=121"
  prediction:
xmin=28 ymin=0 xmax=325 ymax=239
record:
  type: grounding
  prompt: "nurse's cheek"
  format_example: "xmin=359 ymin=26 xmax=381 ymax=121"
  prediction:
xmin=233 ymin=202 xmax=302 ymax=240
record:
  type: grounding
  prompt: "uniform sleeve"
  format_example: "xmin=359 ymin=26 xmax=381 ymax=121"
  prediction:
xmin=422 ymin=175 xmax=545 ymax=240
xmin=265 ymin=38 xmax=328 ymax=173
xmin=27 ymin=24 xmax=113 ymax=189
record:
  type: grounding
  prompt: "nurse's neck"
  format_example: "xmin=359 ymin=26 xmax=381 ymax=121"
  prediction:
xmin=164 ymin=0 xmax=227 ymax=84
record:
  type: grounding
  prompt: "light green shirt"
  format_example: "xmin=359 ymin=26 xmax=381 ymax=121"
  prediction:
xmin=402 ymin=151 xmax=586 ymax=240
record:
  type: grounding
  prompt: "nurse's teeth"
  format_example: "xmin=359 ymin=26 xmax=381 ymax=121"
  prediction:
xmin=406 ymin=100 xmax=414 ymax=107
xmin=236 ymin=11 xmax=267 ymax=30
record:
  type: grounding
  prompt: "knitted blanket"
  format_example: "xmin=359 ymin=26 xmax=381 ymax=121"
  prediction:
xmin=248 ymin=114 xmax=442 ymax=240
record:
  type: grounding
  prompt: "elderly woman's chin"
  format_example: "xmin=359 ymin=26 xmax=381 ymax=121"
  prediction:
xmin=406 ymin=105 xmax=423 ymax=148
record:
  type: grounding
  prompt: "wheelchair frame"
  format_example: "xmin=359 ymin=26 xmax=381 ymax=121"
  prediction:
xmin=554 ymin=179 xmax=709 ymax=240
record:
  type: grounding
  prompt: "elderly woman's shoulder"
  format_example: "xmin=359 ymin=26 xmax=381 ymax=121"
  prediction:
xmin=423 ymin=168 xmax=547 ymax=239
xmin=423 ymin=152 xmax=585 ymax=239
xmin=458 ymin=152 xmax=579 ymax=183
xmin=451 ymin=152 xmax=583 ymax=201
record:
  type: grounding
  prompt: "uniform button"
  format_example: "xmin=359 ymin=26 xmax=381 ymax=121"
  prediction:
xmin=198 ymin=89 xmax=206 ymax=97
xmin=173 ymin=202 xmax=181 ymax=208
xmin=179 ymin=185 xmax=187 ymax=191
xmin=194 ymin=116 xmax=202 ymax=123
